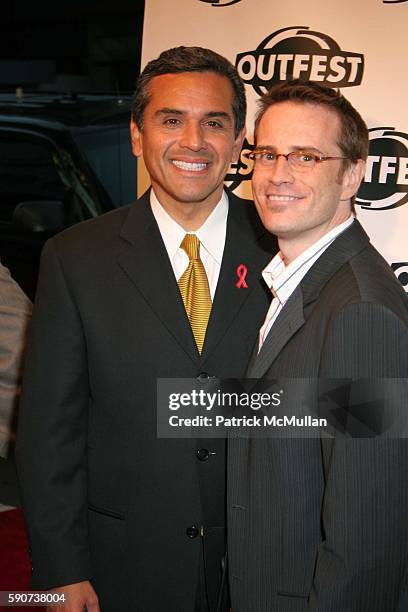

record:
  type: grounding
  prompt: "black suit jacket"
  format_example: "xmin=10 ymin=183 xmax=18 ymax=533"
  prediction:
xmin=228 ymin=221 xmax=408 ymax=611
xmin=16 ymin=190 xmax=276 ymax=611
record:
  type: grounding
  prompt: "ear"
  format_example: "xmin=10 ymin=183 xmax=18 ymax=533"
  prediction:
xmin=231 ymin=126 xmax=246 ymax=163
xmin=340 ymin=159 xmax=365 ymax=202
xmin=130 ymin=119 xmax=143 ymax=157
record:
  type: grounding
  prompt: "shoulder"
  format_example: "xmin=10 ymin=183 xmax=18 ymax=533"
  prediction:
xmin=349 ymin=244 xmax=406 ymax=303
xmin=303 ymin=233 xmax=408 ymax=375
xmin=42 ymin=194 xmax=150 ymax=268
xmin=51 ymin=205 xmax=131 ymax=252
xmin=38 ymin=203 xmax=140 ymax=288
xmin=327 ymin=243 xmax=407 ymax=323
xmin=319 ymin=246 xmax=408 ymax=376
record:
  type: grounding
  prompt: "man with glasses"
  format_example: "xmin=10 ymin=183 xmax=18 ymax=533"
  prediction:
xmin=228 ymin=80 xmax=408 ymax=611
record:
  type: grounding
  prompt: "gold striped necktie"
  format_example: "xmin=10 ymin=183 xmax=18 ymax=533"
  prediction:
xmin=178 ymin=234 xmax=212 ymax=354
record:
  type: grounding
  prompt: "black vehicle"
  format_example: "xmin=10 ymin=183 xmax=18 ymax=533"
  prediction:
xmin=0 ymin=92 xmax=136 ymax=299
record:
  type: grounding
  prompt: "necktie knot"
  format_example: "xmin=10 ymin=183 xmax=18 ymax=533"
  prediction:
xmin=180 ymin=234 xmax=200 ymax=261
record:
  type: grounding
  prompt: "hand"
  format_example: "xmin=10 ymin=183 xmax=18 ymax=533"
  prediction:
xmin=47 ymin=581 xmax=100 ymax=612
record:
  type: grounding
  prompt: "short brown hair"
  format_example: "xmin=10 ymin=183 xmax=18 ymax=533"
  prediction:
xmin=254 ymin=80 xmax=368 ymax=163
xmin=132 ymin=46 xmax=246 ymax=138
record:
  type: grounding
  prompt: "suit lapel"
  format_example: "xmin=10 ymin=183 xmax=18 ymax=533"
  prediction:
xmin=300 ymin=220 xmax=369 ymax=306
xmin=201 ymin=192 xmax=275 ymax=364
xmin=117 ymin=191 xmax=199 ymax=363
xmin=249 ymin=287 xmax=305 ymax=378
xmin=248 ymin=220 xmax=371 ymax=378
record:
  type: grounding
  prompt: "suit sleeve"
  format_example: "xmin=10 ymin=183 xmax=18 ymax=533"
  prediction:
xmin=16 ymin=239 xmax=92 ymax=590
xmin=0 ymin=261 xmax=31 ymax=458
xmin=309 ymin=301 xmax=408 ymax=611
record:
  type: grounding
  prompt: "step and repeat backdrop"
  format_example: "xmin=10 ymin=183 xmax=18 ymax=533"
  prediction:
xmin=139 ymin=0 xmax=407 ymax=291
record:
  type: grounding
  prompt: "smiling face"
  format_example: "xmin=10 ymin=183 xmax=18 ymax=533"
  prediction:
xmin=130 ymin=71 xmax=245 ymax=226
xmin=252 ymin=101 xmax=364 ymax=260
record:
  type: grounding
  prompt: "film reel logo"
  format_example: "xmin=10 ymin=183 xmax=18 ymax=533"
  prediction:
xmin=236 ymin=26 xmax=364 ymax=95
xmin=357 ymin=128 xmax=408 ymax=210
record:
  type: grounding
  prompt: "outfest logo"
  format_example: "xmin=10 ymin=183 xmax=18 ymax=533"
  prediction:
xmin=198 ymin=0 xmax=242 ymax=6
xmin=225 ymin=138 xmax=254 ymax=191
xmin=391 ymin=263 xmax=408 ymax=291
xmin=356 ymin=127 xmax=408 ymax=210
xmin=235 ymin=26 xmax=364 ymax=95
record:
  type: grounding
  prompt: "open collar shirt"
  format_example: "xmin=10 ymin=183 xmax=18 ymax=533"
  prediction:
xmin=258 ymin=215 xmax=354 ymax=351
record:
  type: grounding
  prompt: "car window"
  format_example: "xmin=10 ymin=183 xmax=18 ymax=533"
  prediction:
xmin=72 ymin=124 xmax=136 ymax=206
xmin=0 ymin=132 xmax=67 ymax=223
xmin=0 ymin=129 xmax=105 ymax=225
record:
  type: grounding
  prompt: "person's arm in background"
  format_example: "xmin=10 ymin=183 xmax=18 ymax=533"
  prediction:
xmin=0 ymin=260 xmax=31 ymax=458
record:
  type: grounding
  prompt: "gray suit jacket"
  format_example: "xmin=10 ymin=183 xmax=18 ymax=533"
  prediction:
xmin=228 ymin=220 xmax=408 ymax=611
xmin=0 ymin=261 xmax=31 ymax=458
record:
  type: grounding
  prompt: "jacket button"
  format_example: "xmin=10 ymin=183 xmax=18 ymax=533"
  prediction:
xmin=196 ymin=448 xmax=210 ymax=461
xmin=186 ymin=525 xmax=199 ymax=539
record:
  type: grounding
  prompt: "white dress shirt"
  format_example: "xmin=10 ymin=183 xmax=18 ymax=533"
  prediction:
xmin=150 ymin=189 xmax=228 ymax=300
xmin=258 ymin=216 xmax=355 ymax=351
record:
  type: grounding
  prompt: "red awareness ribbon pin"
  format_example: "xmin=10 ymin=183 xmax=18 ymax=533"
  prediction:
xmin=236 ymin=264 xmax=248 ymax=288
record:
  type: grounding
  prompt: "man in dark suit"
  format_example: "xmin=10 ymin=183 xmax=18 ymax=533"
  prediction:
xmin=16 ymin=47 xmax=275 ymax=611
xmin=228 ymin=81 xmax=408 ymax=611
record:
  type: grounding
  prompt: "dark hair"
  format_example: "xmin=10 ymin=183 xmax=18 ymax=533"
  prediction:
xmin=254 ymin=80 xmax=368 ymax=210
xmin=132 ymin=46 xmax=246 ymax=137
xmin=255 ymin=79 xmax=368 ymax=163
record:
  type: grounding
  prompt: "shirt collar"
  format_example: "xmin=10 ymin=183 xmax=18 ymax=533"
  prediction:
xmin=262 ymin=216 xmax=354 ymax=305
xmin=196 ymin=191 xmax=228 ymax=264
xmin=150 ymin=189 xmax=228 ymax=263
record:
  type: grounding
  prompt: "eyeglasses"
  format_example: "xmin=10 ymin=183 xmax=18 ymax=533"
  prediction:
xmin=247 ymin=149 xmax=351 ymax=171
